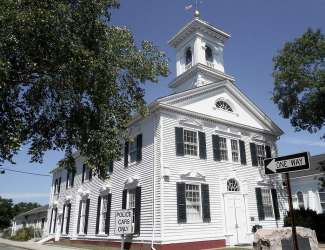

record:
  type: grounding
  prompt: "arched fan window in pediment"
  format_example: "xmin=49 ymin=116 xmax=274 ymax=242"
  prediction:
xmin=216 ymin=100 xmax=233 ymax=112
xmin=227 ymin=178 xmax=240 ymax=192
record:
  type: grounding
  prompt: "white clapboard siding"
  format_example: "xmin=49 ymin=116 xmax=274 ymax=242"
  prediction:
xmin=158 ymin=110 xmax=284 ymax=244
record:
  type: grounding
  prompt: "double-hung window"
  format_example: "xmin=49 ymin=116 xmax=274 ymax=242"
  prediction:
xmin=183 ymin=130 xmax=198 ymax=156
xmin=79 ymin=200 xmax=87 ymax=234
xmin=261 ymin=189 xmax=274 ymax=218
xmin=99 ymin=196 xmax=108 ymax=234
xmin=129 ymin=140 xmax=137 ymax=163
xmin=319 ymin=189 xmax=325 ymax=213
xmin=185 ymin=184 xmax=201 ymax=222
xmin=231 ymin=139 xmax=239 ymax=162
xmin=127 ymin=189 xmax=136 ymax=225
xmin=257 ymin=144 xmax=266 ymax=166
xmin=219 ymin=137 xmax=228 ymax=161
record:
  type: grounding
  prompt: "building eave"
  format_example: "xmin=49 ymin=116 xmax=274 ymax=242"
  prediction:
xmin=168 ymin=18 xmax=231 ymax=48
xmin=168 ymin=63 xmax=235 ymax=89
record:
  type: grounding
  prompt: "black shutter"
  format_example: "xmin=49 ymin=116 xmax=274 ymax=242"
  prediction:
xmin=212 ymin=135 xmax=221 ymax=161
xmin=61 ymin=204 xmax=66 ymax=233
xmin=255 ymin=188 xmax=265 ymax=221
xmin=176 ymin=182 xmax=186 ymax=223
xmin=124 ymin=141 xmax=129 ymax=168
xmin=265 ymin=145 xmax=272 ymax=159
xmin=239 ymin=140 xmax=247 ymax=165
xmin=84 ymin=199 xmax=90 ymax=234
xmin=250 ymin=143 xmax=258 ymax=166
xmin=105 ymin=194 xmax=112 ymax=235
xmin=77 ymin=200 xmax=82 ymax=233
xmin=89 ymin=168 xmax=92 ymax=181
xmin=66 ymin=171 xmax=69 ymax=189
xmin=71 ymin=171 xmax=75 ymax=187
xmin=53 ymin=208 xmax=57 ymax=233
xmin=271 ymin=189 xmax=280 ymax=220
xmin=136 ymin=134 xmax=142 ymax=162
xmin=198 ymin=132 xmax=207 ymax=159
xmin=58 ymin=178 xmax=61 ymax=194
xmin=134 ymin=187 xmax=141 ymax=235
xmin=108 ymin=160 xmax=113 ymax=173
xmin=122 ymin=190 xmax=127 ymax=209
xmin=175 ymin=127 xmax=184 ymax=156
xmin=95 ymin=196 xmax=102 ymax=234
xmin=82 ymin=165 xmax=86 ymax=183
xmin=66 ymin=203 xmax=71 ymax=234
xmin=201 ymin=184 xmax=211 ymax=223
xmin=49 ymin=208 xmax=53 ymax=233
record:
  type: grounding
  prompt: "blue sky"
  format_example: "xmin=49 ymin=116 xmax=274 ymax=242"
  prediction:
xmin=1 ymin=0 xmax=325 ymax=205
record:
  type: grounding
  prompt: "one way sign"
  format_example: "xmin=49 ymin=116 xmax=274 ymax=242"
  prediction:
xmin=264 ymin=152 xmax=310 ymax=175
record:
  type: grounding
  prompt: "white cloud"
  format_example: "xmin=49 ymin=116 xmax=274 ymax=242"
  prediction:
xmin=281 ymin=138 xmax=325 ymax=147
xmin=0 ymin=192 xmax=49 ymax=199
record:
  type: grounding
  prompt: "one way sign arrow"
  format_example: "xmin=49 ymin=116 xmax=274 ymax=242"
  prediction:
xmin=264 ymin=152 xmax=310 ymax=175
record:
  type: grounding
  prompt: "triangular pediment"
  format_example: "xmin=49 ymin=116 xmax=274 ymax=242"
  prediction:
xmin=157 ymin=81 xmax=283 ymax=136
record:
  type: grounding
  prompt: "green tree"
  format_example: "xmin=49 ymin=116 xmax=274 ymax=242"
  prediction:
xmin=0 ymin=196 xmax=13 ymax=230
xmin=0 ymin=0 xmax=168 ymax=176
xmin=272 ymin=29 xmax=325 ymax=140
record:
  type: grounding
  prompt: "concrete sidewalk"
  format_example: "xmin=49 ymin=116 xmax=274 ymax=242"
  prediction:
xmin=0 ymin=238 xmax=80 ymax=250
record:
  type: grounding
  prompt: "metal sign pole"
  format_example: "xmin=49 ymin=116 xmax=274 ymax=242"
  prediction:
xmin=121 ymin=234 xmax=124 ymax=250
xmin=286 ymin=173 xmax=299 ymax=250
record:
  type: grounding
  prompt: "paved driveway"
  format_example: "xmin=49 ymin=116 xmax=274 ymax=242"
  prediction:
xmin=0 ymin=243 xmax=29 ymax=250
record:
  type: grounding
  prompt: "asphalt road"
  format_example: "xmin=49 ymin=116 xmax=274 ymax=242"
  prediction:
xmin=0 ymin=243 xmax=29 ymax=250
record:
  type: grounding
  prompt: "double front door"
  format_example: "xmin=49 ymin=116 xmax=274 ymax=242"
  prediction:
xmin=224 ymin=194 xmax=249 ymax=245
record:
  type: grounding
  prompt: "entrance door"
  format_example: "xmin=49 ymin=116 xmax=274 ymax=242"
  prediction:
xmin=225 ymin=194 xmax=248 ymax=245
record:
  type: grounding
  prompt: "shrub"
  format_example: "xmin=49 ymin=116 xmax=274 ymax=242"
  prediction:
xmin=284 ymin=208 xmax=325 ymax=242
xmin=10 ymin=227 xmax=34 ymax=241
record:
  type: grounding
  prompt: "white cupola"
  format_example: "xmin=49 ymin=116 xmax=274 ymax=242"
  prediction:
xmin=168 ymin=17 xmax=235 ymax=93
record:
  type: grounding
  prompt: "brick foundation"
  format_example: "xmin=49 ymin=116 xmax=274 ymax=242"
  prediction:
xmin=59 ymin=238 xmax=226 ymax=250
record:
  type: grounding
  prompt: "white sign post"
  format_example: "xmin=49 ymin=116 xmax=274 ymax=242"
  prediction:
xmin=115 ymin=209 xmax=134 ymax=250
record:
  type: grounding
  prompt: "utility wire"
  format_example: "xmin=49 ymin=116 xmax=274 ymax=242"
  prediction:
xmin=0 ymin=167 xmax=50 ymax=177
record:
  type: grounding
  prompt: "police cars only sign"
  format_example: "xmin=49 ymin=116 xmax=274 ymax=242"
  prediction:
xmin=114 ymin=209 xmax=133 ymax=235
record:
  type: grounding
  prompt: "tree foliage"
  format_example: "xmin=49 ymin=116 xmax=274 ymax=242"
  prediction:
xmin=0 ymin=0 xmax=168 ymax=176
xmin=272 ymin=29 xmax=325 ymax=139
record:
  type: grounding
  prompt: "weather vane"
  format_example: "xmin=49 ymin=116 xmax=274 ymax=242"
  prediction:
xmin=185 ymin=0 xmax=203 ymax=17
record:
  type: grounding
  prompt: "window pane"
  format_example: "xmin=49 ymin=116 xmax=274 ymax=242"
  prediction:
xmin=231 ymin=139 xmax=239 ymax=162
xmin=261 ymin=189 xmax=274 ymax=218
xmin=185 ymin=184 xmax=201 ymax=222
xmin=219 ymin=137 xmax=228 ymax=161
xmin=183 ymin=130 xmax=198 ymax=156
xmin=257 ymin=145 xmax=265 ymax=166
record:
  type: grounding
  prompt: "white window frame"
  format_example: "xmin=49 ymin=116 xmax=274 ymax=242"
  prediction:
xmin=319 ymin=189 xmax=325 ymax=213
xmin=261 ymin=189 xmax=274 ymax=219
xmin=185 ymin=183 xmax=202 ymax=223
xmin=231 ymin=139 xmax=239 ymax=163
xmin=183 ymin=129 xmax=199 ymax=157
xmin=256 ymin=144 xmax=266 ymax=166
xmin=129 ymin=138 xmax=137 ymax=163
xmin=219 ymin=137 xmax=228 ymax=161
xmin=297 ymin=191 xmax=304 ymax=209
xmin=99 ymin=196 xmax=108 ymax=234
xmin=78 ymin=199 xmax=87 ymax=235
xmin=127 ymin=189 xmax=136 ymax=228
xmin=62 ymin=204 xmax=68 ymax=235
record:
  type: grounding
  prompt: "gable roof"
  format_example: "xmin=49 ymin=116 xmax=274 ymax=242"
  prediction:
xmin=157 ymin=80 xmax=283 ymax=136
xmin=14 ymin=205 xmax=49 ymax=220
xmin=289 ymin=153 xmax=325 ymax=179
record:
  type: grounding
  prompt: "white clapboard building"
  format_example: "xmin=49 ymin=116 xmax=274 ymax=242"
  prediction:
xmin=46 ymin=14 xmax=286 ymax=250
xmin=290 ymin=154 xmax=325 ymax=214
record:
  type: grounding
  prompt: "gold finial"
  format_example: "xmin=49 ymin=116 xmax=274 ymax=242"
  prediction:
xmin=194 ymin=9 xmax=200 ymax=18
